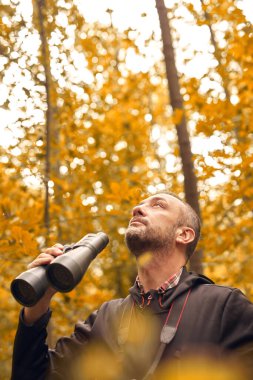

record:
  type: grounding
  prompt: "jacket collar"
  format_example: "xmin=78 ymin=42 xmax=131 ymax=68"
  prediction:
xmin=129 ymin=267 xmax=214 ymax=310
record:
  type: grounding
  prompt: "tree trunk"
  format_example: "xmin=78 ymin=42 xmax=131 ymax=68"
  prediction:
xmin=35 ymin=0 xmax=52 ymax=245
xmin=35 ymin=0 xmax=53 ymax=345
xmin=155 ymin=0 xmax=203 ymax=273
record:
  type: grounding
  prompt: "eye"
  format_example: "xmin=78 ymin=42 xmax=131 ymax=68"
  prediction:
xmin=152 ymin=202 xmax=164 ymax=208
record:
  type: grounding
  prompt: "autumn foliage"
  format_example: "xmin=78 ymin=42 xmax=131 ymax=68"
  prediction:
xmin=0 ymin=0 xmax=252 ymax=378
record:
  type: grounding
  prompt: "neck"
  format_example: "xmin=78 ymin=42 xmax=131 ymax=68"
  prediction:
xmin=136 ymin=249 xmax=185 ymax=292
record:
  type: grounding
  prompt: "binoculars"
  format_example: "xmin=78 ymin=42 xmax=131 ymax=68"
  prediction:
xmin=11 ymin=232 xmax=109 ymax=307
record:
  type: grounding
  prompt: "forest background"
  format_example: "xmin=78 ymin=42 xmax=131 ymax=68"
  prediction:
xmin=0 ymin=0 xmax=253 ymax=378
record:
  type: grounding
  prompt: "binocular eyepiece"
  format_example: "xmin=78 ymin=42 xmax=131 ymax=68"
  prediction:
xmin=11 ymin=232 xmax=109 ymax=307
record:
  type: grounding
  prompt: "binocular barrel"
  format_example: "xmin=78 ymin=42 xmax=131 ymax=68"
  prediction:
xmin=11 ymin=232 xmax=109 ymax=307
xmin=47 ymin=232 xmax=109 ymax=292
xmin=11 ymin=266 xmax=49 ymax=308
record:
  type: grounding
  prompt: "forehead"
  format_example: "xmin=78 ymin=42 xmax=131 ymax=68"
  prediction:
xmin=140 ymin=193 xmax=184 ymax=210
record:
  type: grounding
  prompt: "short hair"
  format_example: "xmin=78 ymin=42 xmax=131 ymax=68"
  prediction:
xmin=152 ymin=191 xmax=201 ymax=259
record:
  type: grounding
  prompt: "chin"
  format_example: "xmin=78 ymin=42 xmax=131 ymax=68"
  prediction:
xmin=125 ymin=226 xmax=144 ymax=241
xmin=125 ymin=230 xmax=149 ymax=257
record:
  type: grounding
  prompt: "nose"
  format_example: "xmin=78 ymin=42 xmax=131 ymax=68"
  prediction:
xmin=132 ymin=204 xmax=145 ymax=217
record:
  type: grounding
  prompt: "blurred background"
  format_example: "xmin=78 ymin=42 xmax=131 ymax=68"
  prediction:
xmin=0 ymin=0 xmax=253 ymax=378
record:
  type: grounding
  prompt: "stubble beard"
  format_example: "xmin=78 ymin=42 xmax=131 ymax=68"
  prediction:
xmin=125 ymin=223 xmax=178 ymax=258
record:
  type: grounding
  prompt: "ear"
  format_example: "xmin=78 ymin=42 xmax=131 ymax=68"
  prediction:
xmin=175 ymin=227 xmax=195 ymax=246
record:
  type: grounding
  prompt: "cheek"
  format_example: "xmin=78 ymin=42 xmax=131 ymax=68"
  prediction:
xmin=148 ymin=214 xmax=173 ymax=231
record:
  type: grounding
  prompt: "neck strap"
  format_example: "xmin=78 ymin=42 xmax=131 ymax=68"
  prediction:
xmin=142 ymin=289 xmax=191 ymax=380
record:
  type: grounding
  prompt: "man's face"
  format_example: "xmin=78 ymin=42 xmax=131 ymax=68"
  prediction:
xmin=125 ymin=193 xmax=184 ymax=256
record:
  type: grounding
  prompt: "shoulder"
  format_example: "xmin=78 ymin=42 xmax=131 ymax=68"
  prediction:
xmin=84 ymin=296 xmax=132 ymax=338
xmin=98 ymin=295 xmax=132 ymax=316
xmin=73 ymin=297 xmax=131 ymax=337
xmin=200 ymin=283 xmax=238 ymax=293
xmin=187 ymin=270 xmax=244 ymax=298
xmin=194 ymin=282 xmax=251 ymax=306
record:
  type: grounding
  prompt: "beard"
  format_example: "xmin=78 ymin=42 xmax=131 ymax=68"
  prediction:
xmin=125 ymin=222 xmax=178 ymax=257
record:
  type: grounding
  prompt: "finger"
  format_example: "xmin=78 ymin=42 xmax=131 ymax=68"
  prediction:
xmin=44 ymin=246 xmax=64 ymax=256
xmin=36 ymin=252 xmax=55 ymax=260
xmin=52 ymin=243 xmax=64 ymax=249
xmin=27 ymin=256 xmax=54 ymax=269
xmin=28 ymin=251 xmax=61 ymax=268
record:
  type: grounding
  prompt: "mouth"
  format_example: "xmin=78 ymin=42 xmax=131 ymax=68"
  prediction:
xmin=129 ymin=218 xmax=146 ymax=226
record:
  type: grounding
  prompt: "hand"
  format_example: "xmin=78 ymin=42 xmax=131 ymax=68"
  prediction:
xmin=28 ymin=243 xmax=64 ymax=269
xmin=24 ymin=243 xmax=64 ymax=324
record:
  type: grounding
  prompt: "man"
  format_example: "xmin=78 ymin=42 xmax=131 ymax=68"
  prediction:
xmin=11 ymin=192 xmax=253 ymax=380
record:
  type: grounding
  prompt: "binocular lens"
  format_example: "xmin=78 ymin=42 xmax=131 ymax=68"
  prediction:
xmin=11 ymin=279 xmax=38 ymax=307
xmin=11 ymin=232 xmax=109 ymax=306
xmin=47 ymin=264 xmax=74 ymax=292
